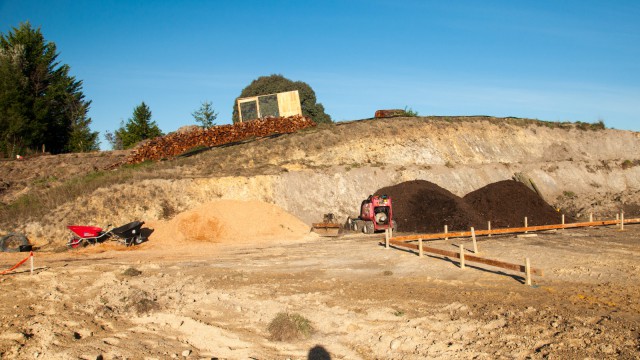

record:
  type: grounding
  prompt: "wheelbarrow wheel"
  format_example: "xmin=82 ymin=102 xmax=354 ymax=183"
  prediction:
xmin=67 ymin=236 xmax=83 ymax=249
xmin=133 ymin=235 xmax=145 ymax=245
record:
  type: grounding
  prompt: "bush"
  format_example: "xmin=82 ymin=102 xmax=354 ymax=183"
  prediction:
xmin=267 ymin=312 xmax=314 ymax=341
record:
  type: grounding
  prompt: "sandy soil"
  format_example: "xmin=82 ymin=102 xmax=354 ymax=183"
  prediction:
xmin=1 ymin=224 xmax=638 ymax=359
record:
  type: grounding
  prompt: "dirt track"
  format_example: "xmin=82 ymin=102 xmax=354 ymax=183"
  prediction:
xmin=1 ymin=225 xmax=638 ymax=359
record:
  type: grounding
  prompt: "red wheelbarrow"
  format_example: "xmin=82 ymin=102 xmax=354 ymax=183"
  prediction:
xmin=66 ymin=221 xmax=146 ymax=248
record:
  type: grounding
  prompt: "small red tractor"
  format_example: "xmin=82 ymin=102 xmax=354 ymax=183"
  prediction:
xmin=349 ymin=195 xmax=397 ymax=234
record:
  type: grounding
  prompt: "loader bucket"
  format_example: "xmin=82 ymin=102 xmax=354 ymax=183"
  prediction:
xmin=312 ymin=223 xmax=341 ymax=237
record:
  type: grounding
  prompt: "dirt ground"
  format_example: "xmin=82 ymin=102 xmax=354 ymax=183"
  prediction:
xmin=1 ymin=224 xmax=638 ymax=359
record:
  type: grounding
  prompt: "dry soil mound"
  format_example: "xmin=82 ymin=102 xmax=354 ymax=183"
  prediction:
xmin=463 ymin=180 xmax=562 ymax=228
xmin=148 ymin=200 xmax=311 ymax=247
xmin=375 ymin=180 xmax=485 ymax=233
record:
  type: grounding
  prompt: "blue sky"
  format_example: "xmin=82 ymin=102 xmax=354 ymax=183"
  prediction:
xmin=1 ymin=1 xmax=639 ymax=149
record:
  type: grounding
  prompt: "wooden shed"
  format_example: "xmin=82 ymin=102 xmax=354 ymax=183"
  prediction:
xmin=237 ymin=90 xmax=302 ymax=122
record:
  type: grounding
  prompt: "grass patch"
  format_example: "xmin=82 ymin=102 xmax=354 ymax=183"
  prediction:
xmin=0 ymin=162 xmax=163 ymax=226
xmin=267 ymin=312 xmax=314 ymax=341
xmin=32 ymin=175 xmax=58 ymax=187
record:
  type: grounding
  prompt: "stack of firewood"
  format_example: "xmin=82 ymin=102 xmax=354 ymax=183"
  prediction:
xmin=124 ymin=115 xmax=316 ymax=165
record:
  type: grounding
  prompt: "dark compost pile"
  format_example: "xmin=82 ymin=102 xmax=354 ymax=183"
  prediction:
xmin=463 ymin=180 xmax=563 ymax=229
xmin=373 ymin=179 xmax=562 ymax=233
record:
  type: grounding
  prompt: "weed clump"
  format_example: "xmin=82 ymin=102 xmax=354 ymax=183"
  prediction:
xmin=267 ymin=312 xmax=314 ymax=341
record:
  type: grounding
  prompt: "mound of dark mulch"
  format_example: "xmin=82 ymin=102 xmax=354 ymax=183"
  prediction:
xmin=374 ymin=180 xmax=486 ymax=233
xmin=463 ymin=180 xmax=562 ymax=229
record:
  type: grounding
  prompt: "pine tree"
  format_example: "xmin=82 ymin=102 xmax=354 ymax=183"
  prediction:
xmin=115 ymin=102 xmax=163 ymax=149
xmin=192 ymin=101 xmax=218 ymax=129
xmin=0 ymin=22 xmax=98 ymax=156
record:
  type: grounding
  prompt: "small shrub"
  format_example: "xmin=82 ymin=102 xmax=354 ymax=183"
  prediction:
xmin=562 ymin=190 xmax=576 ymax=199
xmin=267 ymin=312 xmax=314 ymax=341
xmin=445 ymin=161 xmax=454 ymax=168
xmin=382 ymin=270 xmax=393 ymax=276
xmin=123 ymin=267 xmax=142 ymax=277
xmin=401 ymin=106 xmax=419 ymax=117
xmin=160 ymin=200 xmax=177 ymax=220
xmin=621 ymin=159 xmax=640 ymax=170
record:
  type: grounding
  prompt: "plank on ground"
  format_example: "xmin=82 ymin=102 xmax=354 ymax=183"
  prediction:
xmin=388 ymin=239 xmax=544 ymax=276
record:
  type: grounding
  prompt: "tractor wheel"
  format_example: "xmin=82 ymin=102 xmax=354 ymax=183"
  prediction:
xmin=364 ymin=221 xmax=375 ymax=234
xmin=0 ymin=233 xmax=28 ymax=252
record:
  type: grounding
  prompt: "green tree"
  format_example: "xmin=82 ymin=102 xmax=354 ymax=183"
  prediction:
xmin=0 ymin=22 xmax=98 ymax=156
xmin=114 ymin=102 xmax=163 ymax=149
xmin=66 ymin=102 xmax=100 ymax=152
xmin=232 ymin=74 xmax=332 ymax=124
xmin=192 ymin=101 xmax=217 ymax=128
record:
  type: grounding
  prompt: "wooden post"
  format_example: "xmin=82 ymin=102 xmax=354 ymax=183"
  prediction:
xmin=561 ymin=214 xmax=565 ymax=230
xmin=487 ymin=221 xmax=492 ymax=237
xmin=444 ymin=225 xmax=448 ymax=240
xmin=621 ymin=212 xmax=625 ymax=231
xmin=30 ymin=252 xmax=34 ymax=275
xmin=418 ymin=238 xmax=423 ymax=258
xmin=459 ymin=244 xmax=465 ymax=269
xmin=525 ymin=258 xmax=532 ymax=286
xmin=471 ymin=227 xmax=478 ymax=254
xmin=589 ymin=213 xmax=593 ymax=227
xmin=524 ymin=217 xmax=528 ymax=233
xmin=385 ymin=229 xmax=389 ymax=249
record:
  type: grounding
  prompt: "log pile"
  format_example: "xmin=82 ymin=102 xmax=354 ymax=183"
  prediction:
xmin=124 ymin=115 xmax=316 ymax=165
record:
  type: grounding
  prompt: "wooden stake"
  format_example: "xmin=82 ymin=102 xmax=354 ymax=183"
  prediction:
xmin=471 ymin=227 xmax=478 ymax=254
xmin=30 ymin=252 xmax=34 ymax=275
xmin=444 ymin=225 xmax=448 ymax=240
xmin=418 ymin=238 xmax=423 ymax=258
xmin=487 ymin=221 xmax=492 ymax=237
xmin=524 ymin=217 xmax=528 ymax=233
xmin=525 ymin=258 xmax=532 ymax=286
xmin=385 ymin=229 xmax=389 ymax=249
xmin=459 ymin=244 xmax=465 ymax=269
xmin=621 ymin=212 xmax=625 ymax=231
xmin=589 ymin=213 xmax=593 ymax=227
xmin=561 ymin=214 xmax=565 ymax=230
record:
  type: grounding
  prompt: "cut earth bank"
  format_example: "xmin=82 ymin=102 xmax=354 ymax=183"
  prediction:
xmin=13 ymin=118 xmax=640 ymax=248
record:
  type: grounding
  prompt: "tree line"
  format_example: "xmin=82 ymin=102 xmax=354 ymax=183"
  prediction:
xmin=0 ymin=22 xmax=332 ymax=155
